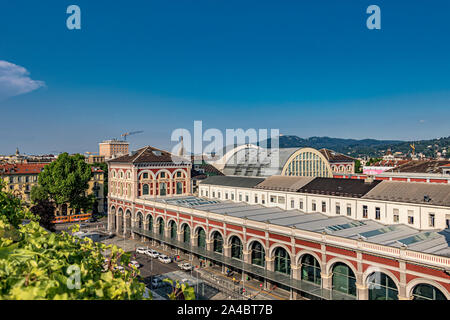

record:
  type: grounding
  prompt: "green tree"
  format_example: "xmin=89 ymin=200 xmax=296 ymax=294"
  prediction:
xmin=37 ymin=153 xmax=94 ymax=213
xmin=354 ymin=160 xmax=362 ymax=173
xmin=30 ymin=199 xmax=56 ymax=232
xmin=0 ymin=183 xmax=147 ymax=300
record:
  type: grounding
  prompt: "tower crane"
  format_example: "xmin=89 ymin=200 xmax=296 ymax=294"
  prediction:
xmin=121 ymin=130 xmax=143 ymax=141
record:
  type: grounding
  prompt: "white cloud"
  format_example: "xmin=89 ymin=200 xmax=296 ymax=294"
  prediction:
xmin=0 ymin=60 xmax=45 ymax=99
xmin=419 ymin=119 xmax=426 ymax=124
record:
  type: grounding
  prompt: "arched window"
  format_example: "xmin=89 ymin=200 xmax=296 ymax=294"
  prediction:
xmin=367 ymin=272 xmax=398 ymax=300
xmin=274 ymin=247 xmax=291 ymax=275
xmin=159 ymin=182 xmax=167 ymax=196
xmin=176 ymin=182 xmax=183 ymax=194
xmin=197 ymin=228 xmax=206 ymax=249
xmin=147 ymin=215 xmax=153 ymax=232
xmin=251 ymin=241 xmax=265 ymax=267
xmin=157 ymin=218 xmax=164 ymax=236
xmin=182 ymin=224 xmax=191 ymax=243
xmin=137 ymin=212 xmax=143 ymax=229
xmin=169 ymin=220 xmax=177 ymax=240
xmin=230 ymin=236 xmax=243 ymax=260
xmin=332 ymin=263 xmax=356 ymax=296
xmin=412 ymin=283 xmax=447 ymax=300
xmin=212 ymin=231 xmax=223 ymax=254
xmin=301 ymin=254 xmax=321 ymax=285
xmin=142 ymin=184 xmax=149 ymax=195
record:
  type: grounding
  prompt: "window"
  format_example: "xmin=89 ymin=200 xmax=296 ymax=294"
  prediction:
xmin=176 ymin=171 xmax=182 ymax=178
xmin=225 ymin=193 xmax=228 ymax=200
xmin=217 ymin=192 xmax=221 ymax=198
xmin=363 ymin=205 xmax=368 ymax=218
xmin=393 ymin=209 xmax=399 ymax=223
xmin=278 ymin=196 xmax=285 ymax=204
xmin=245 ymin=195 xmax=249 ymax=202
xmin=446 ymin=218 xmax=450 ymax=229
xmin=159 ymin=182 xmax=167 ymax=196
xmin=262 ymin=195 xmax=265 ymax=204
xmin=231 ymin=193 xmax=234 ymax=200
xmin=429 ymin=213 xmax=435 ymax=228
xmin=239 ymin=193 xmax=242 ymax=201
xmin=291 ymin=200 xmax=295 ymax=209
xmin=375 ymin=207 xmax=381 ymax=220
xmin=143 ymin=172 xmax=148 ymax=179
xmin=299 ymin=200 xmax=304 ymax=210
xmin=176 ymin=182 xmax=183 ymax=194
xmin=160 ymin=172 xmax=166 ymax=178
xmin=205 ymin=190 xmax=208 ymax=197
xmin=200 ymin=189 xmax=204 ymax=196
xmin=312 ymin=201 xmax=317 ymax=211
xmin=408 ymin=214 xmax=414 ymax=225
xmin=346 ymin=205 xmax=351 ymax=216
xmin=270 ymin=195 xmax=276 ymax=203
xmin=322 ymin=201 xmax=326 ymax=213
xmin=212 ymin=192 xmax=215 ymax=198
xmin=336 ymin=203 xmax=341 ymax=215
xmin=255 ymin=195 xmax=258 ymax=203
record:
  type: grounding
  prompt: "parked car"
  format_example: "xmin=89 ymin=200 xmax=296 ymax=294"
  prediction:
xmin=113 ymin=265 xmax=125 ymax=273
xmin=158 ymin=254 xmax=172 ymax=264
xmin=89 ymin=218 xmax=98 ymax=223
xmin=79 ymin=223 xmax=89 ymax=228
xmin=129 ymin=260 xmax=141 ymax=268
xmin=145 ymin=249 xmax=160 ymax=258
xmin=136 ymin=247 xmax=147 ymax=254
xmin=178 ymin=262 xmax=194 ymax=271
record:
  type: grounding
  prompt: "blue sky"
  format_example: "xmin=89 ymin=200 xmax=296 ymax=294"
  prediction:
xmin=1 ymin=1 xmax=450 ymax=155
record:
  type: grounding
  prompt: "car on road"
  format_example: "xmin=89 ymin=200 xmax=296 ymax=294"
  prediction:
xmin=158 ymin=254 xmax=172 ymax=264
xmin=113 ymin=265 xmax=125 ymax=273
xmin=129 ymin=260 xmax=141 ymax=268
xmin=79 ymin=223 xmax=89 ymax=228
xmin=178 ymin=262 xmax=194 ymax=271
xmin=136 ymin=247 xmax=147 ymax=254
xmin=145 ymin=249 xmax=160 ymax=258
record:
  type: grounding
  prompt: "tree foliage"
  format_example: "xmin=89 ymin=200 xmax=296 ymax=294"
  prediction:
xmin=30 ymin=199 xmax=56 ymax=232
xmin=163 ymin=278 xmax=196 ymax=300
xmin=37 ymin=153 xmax=94 ymax=212
xmin=0 ymin=183 xmax=147 ymax=300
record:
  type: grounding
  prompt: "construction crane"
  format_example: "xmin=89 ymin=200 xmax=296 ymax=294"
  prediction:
xmin=121 ymin=130 xmax=143 ymax=141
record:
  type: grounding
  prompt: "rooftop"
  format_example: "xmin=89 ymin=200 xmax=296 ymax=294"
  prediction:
xmin=152 ymin=196 xmax=450 ymax=257
xmin=254 ymin=175 xmax=314 ymax=192
xmin=297 ymin=177 xmax=382 ymax=198
xmin=199 ymin=175 xmax=266 ymax=188
xmin=385 ymin=160 xmax=450 ymax=174
xmin=362 ymin=181 xmax=450 ymax=207
xmin=107 ymin=145 xmax=190 ymax=165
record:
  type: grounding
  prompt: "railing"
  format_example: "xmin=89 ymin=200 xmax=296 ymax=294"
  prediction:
xmin=131 ymin=227 xmax=356 ymax=300
xmin=129 ymin=197 xmax=450 ymax=270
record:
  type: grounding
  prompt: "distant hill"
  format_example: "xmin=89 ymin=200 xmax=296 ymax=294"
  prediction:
xmin=262 ymin=135 xmax=450 ymax=158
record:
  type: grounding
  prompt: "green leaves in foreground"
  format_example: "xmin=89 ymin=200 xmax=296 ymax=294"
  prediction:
xmin=163 ymin=278 xmax=196 ymax=300
xmin=0 ymin=219 xmax=147 ymax=300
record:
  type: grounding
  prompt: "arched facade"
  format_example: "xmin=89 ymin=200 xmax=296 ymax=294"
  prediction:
xmin=281 ymin=147 xmax=333 ymax=177
xmin=248 ymin=239 xmax=266 ymax=267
